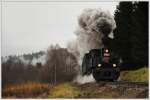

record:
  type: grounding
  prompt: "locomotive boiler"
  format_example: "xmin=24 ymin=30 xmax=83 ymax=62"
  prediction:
xmin=81 ymin=37 xmax=121 ymax=81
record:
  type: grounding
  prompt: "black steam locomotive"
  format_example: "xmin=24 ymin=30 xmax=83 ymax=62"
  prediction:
xmin=82 ymin=47 xmax=121 ymax=81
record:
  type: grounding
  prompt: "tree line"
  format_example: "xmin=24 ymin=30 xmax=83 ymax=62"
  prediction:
xmin=2 ymin=45 xmax=79 ymax=87
xmin=113 ymin=1 xmax=148 ymax=70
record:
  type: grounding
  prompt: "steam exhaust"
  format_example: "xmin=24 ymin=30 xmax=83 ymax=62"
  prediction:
xmin=68 ymin=8 xmax=116 ymax=84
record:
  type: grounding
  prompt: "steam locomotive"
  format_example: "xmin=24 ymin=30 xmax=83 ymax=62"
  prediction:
xmin=82 ymin=47 xmax=121 ymax=81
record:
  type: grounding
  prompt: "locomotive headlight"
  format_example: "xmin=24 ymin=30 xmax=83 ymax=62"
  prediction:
xmin=113 ymin=64 xmax=117 ymax=67
xmin=105 ymin=49 xmax=109 ymax=53
xmin=98 ymin=64 xmax=101 ymax=67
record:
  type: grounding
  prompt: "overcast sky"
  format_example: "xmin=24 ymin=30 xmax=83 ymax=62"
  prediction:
xmin=2 ymin=1 xmax=119 ymax=56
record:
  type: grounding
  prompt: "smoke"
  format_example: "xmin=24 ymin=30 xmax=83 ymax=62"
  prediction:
xmin=74 ymin=74 xmax=95 ymax=84
xmin=68 ymin=8 xmax=116 ymax=84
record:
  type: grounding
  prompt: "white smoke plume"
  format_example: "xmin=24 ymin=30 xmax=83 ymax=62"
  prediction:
xmin=74 ymin=74 xmax=95 ymax=84
xmin=68 ymin=8 xmax=116 ymax=84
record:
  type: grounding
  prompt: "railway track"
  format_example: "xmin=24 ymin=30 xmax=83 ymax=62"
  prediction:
xmin=76 ymin=81 xmax=148 ymax=98
xmin=78 ymin=81 xmax=148 ymax=88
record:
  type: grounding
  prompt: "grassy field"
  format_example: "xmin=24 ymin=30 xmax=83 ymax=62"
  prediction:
xmin=2 ymin=82 xmax=52 ymax=98
xmin=48 ymin=83 xmax=81 ymax=98
xmin=2 ymin=81 xmax=148 ymax=98
xmin=120 ymin=67 xmax=148 ymax=83
xmin=2 ymin=67 xmax=148 ymax=98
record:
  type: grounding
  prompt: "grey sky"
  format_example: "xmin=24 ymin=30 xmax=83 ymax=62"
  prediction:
xmin=2 ymin=1 xmax=118 ymax=56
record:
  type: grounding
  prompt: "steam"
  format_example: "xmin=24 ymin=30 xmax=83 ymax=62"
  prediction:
xmin=74 ymin=74 xmax=95 ymax=84
xmin=68 ymin=8 xmax=116 ymax=84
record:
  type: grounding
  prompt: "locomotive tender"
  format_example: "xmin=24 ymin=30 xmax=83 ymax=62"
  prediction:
xmin=82 ymin=47 xmax=120 ymax=81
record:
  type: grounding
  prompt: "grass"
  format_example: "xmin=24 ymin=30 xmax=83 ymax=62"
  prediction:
xmin=2 ymin=67 xmax=148 ymax=98
xmin=48 ymin=83 xmax=80 ymax=98
xmin=2 ymin=82 xmax=51 ymax=98
xmin=2 ymin=81 xmax=148 ymax=98
xmin=120 ymin=67 xmax=148 ymax=83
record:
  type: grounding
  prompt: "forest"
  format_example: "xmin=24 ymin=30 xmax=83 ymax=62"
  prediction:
xmin=113 ymin=2 xmax=148 ymax=70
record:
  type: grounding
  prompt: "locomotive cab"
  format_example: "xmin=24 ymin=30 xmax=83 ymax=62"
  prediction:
xmin=82 ymin=48 xmax=120 ymax=81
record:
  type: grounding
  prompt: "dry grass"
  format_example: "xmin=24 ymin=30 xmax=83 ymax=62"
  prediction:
xmin=2 ymin=81 xmax=148 ymax=98
xmin=120 ymin=67 xmax=148 ymax=83
xmin=48 ymin=83 xmax=80 ymax=98
xmin=2 ymin=67 xmax=148 ymax=98
xmin=2 ymin=82 xmax=52 ymax=98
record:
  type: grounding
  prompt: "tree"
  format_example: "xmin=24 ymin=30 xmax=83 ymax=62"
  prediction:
xmin=113 ymin=2 xmax=133 ymax=69
xmin=131 ymin=2 xmax=148 ymax=66
xmin=41 ymin=45 xmax=79 ymax=84
xmin=114 ymin=1 xmax=148 ymax=69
